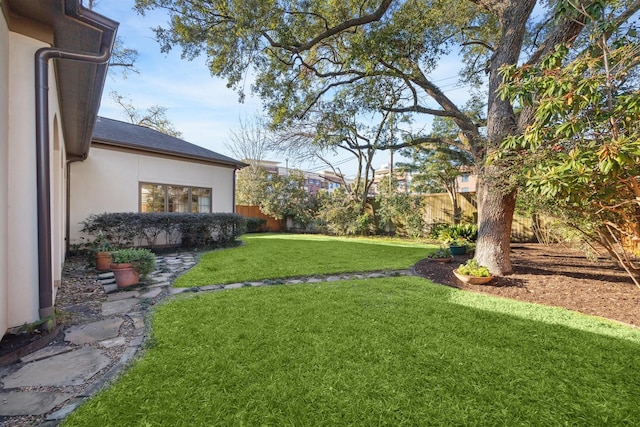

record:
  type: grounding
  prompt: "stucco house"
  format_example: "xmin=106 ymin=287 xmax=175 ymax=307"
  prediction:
xmin=0 ymin=1 xmax=243 ymax=339
xmin=0 ymin=0 xmax=118 ymax=337
xmin=68 ymin=116 xmax=244 ymax=244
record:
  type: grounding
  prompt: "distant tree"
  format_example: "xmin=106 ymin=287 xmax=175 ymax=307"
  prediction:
xmin=225 ymin=115 xmax=274 ymax=164
xmin=226 ymin=116 xmax=276 ymax=207
xmin=259 ymin=170 xmax=317 ymax=227
xmin=375 ymin=177 xmax=424 ymax=238
xmin=86 ymin=0 xmax=138 ymax=76
xmin=112 ymin=92 xmax=183 ymax=138
xmin=235 ymin=164 xmax=269 ymax=206
xmin=399 ymin=115 xmax=476 ymax=224
xmin=315 ymin=187 xmax=373 ymax=236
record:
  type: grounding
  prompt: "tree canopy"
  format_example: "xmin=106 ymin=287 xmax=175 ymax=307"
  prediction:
xmin=134 ymin=0 xmax=640 ymax=274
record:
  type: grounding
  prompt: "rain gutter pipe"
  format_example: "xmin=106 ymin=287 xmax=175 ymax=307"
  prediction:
xmin=35 ymin=46 xmax=110 ymax=319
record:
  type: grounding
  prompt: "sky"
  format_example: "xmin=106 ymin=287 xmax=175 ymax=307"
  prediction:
xmin=92 ymin=1 xmax=474 ymax=178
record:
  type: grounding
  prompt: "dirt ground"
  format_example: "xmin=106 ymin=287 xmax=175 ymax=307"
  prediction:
xmin=414 ymin=243 xmax=640 ymax=328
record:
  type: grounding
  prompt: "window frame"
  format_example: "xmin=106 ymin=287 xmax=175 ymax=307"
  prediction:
xmin=139 ymin=182 xmax=212 ymax=213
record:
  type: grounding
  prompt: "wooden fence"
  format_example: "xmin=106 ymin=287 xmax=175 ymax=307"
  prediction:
xmin=237 ymin=193 xmax=536 ymax=241
xmin=421 ymin=192 xmax=535 ymax=242
xmin=236 ymin=205 xmax=284 ymax=232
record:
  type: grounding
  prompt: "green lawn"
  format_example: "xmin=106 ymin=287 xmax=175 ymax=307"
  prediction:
xmin=173 ymin=233 xmax=434 ymax=287
xmin=64 ymin=277 xmax=640 ymax=426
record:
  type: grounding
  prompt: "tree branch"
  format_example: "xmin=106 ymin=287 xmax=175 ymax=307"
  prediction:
xmin=266 ymin=0 xmax=394 ymax=53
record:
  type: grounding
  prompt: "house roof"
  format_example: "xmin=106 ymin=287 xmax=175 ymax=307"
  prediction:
xmin=2 ymin=0 xmax=118 ymax=159
xmin=92 ymin=116 xmax=245 ymax=168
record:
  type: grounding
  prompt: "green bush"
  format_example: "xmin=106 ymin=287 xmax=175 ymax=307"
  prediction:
xmin=437 ymin=223 xmax=478 ymax=243
xmin=80 ymin=212 xmax=246 ymax=250
xmin=244 ymin=217 xmax=267 ymax=233
xmin=81 ymin=212 xmax=137 ymax=248
xmin=111 ymin=248 xmax=157 ymax=277
xmin=315 ymin=188 xmax=368 ymax=236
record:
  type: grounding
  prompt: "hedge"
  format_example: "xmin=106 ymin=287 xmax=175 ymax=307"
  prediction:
xmin=80 ymin=212 xmax=247 ymax=250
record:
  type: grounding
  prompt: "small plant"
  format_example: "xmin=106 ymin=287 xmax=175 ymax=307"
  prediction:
xmin=446 ymin=237 xmax=468 ymax=247
xmin=437 ymin=223 xmax=478 ymax=242
xmin=91 ymin=231 xmax=113 ymax=253
xmin=428 ymin=247 xmax=452 ymax=259
xmin=457 ymin=259 xmax=491 ymax=277
xmin=111 ymin=248 xmax=157 ymax=278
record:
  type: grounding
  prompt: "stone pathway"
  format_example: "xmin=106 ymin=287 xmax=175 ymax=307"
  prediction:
xmin=0 ymin=253 xmax=413 ymax=426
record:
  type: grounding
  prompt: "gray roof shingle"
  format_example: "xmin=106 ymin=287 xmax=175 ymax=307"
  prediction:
xmin=92 ymin=116 xmax=244 ymax=167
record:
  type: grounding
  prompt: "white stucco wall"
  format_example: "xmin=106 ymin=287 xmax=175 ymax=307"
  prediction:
xmin=5 ymin=32 xmax=64 ymax=329
xmin=0 ymin=11 xmax=10 ymax=336
xmin=52 ymin=116 xmax=66 ymax=297
xmin=69 ymin=146 xmax=237 ymax=243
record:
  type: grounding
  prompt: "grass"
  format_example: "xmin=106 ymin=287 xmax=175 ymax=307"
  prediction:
xmin=64 ymin=277 xmax=640 ymax=426
xmin=173 ymin=233 xmax=434 ymax=287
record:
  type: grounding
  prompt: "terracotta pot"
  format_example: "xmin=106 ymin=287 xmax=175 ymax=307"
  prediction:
xmin=96 ymin=251 xmax=112 ymax=271
xmin=110 ymin=263 xmax=140 ymax=288
xmin=453 ymin=269 xmax=493 ymax=285
xmin=428 ymin=257 xmax=452 ymax=263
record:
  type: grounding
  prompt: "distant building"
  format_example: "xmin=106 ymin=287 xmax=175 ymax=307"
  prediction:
xmin=240 ymin=160 xmax=349 ymax=196
xmin=456 ymin=168 xmax=477 ymax=193
xmin=370 ymin=164 xmax=477 ymax=195
xmin=369 ymin=164 xmax=413 ymax=195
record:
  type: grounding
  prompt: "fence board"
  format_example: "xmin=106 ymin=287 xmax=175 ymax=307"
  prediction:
xmin=236 ymin=205 xmax=284 ymax=232
xmin=420 ymin=193 xmax=535 ymax=242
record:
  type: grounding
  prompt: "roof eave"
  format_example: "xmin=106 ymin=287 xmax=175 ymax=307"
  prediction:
xmin=92 ymin=138 xmax=246 ymax=169
xmin=3 ymin=0 xmax=118 ymax=158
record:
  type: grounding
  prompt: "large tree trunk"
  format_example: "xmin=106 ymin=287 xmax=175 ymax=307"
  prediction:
xmin=473 ymin=0 xmax=535 ymax=276
xmin=475 ymin=169 xmax=517 ymax=275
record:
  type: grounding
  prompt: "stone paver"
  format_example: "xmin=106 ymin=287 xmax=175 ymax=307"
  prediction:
xmin=0 ymin=391 xmax=72 ymax=416
xmin=20 ymin=345 xmax=74 ymax=363
xmin=100 ymin=336 xmax=127 ymax=348
xmin=106 ymin=290 xmax=140 ymax=302
xmin=103 ymin=284 xmax=118 ymax=293
xmin=65 ymin=318 xmax=124 ymax=345
xmin=3 ymin=347 xmax=111 ymax=388
xmin=101 ymin=299 xmax=139 ymax=316
xmin=127 ymin=314 xmax=145 ymax=330
xmin=140 ymin=287 xmax=162 ymax=299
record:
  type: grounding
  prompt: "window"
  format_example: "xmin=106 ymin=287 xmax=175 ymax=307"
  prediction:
xmin=140 ymin=183 xmax=212 ymax=213
xmin=460 ymin=174 xmax=469 ymax=183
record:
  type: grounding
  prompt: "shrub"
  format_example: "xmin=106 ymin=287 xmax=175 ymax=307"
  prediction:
xmin=80 ymin=212 xmax=246 ymax=250
xmin=81 ymin=213 xmax=137 ymax=248
xmin=427 ymin=246 xmax=452 ymax=259
xmin=437 ymin=223 xmax=478 ymax=243
xmin=244 ymin=217 xmax=267 ymax=233
xmin=111 ymin=248 xmax=156 ymax=278
xmin=315 ymin=188 xmax=367 ymax=236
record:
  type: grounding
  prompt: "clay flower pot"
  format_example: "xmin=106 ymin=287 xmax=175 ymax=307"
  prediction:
xmin=428 ymin=257 xmax=452 ymax=263
xmin=453 ymin=269 xmax=493 ymax=285
xmin=110 ymin=263 xmax=140 ymax=288
xmin=96 ymin=251 xmax=112 ymax=271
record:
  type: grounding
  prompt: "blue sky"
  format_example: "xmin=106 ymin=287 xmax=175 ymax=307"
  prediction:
xmin=93 ymin=1 xmax=474 ymax=178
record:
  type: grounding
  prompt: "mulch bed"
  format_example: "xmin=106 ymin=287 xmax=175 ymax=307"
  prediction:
xmin=414 ymin=243 xmax=640 ymax=328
